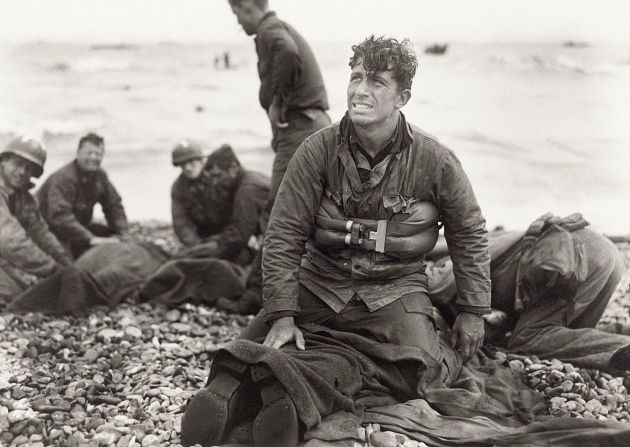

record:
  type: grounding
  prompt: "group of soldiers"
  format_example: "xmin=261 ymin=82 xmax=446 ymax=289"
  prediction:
xmin=3 ymin=0 xmax=630 ymax=445
xmin=0 ymin=133 xmax=273 ymax=310
xmin=0 ymin=134 xmax=124 ymax=301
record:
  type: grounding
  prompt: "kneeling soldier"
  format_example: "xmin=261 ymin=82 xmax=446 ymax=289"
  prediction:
xmin=0 ymin=137 xmax=71 ymax=305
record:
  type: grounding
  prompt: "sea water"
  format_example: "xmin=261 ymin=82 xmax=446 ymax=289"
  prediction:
xmin=1 ymin=41 xmax=629 ymax=233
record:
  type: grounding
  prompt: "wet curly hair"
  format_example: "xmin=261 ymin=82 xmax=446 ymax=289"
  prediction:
xmin=349 ymin=36 xmax=418 ymax=91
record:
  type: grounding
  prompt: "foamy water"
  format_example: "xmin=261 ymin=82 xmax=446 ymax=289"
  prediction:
xmin=1 ymin=41 xmax=629 ymax=233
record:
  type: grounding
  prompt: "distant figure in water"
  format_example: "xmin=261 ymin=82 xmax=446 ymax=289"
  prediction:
xmin=37 ymin=133 xmax=130 ymax=259
xmin=223 ymin=51 xmax=231 ymax=69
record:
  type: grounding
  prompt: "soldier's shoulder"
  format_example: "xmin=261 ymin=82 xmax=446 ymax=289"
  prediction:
xmin=408 ymin=122 xmax=440 ymax=146
xmin=241 ymin=170 xmax=270 ymax=188
xmin=45 ymin=161 xmax=76 ymax=182
xmin=302 ymin=121 xmax=340 ymax=148
xmin=170 ymin=175 xmax=189 ymax=194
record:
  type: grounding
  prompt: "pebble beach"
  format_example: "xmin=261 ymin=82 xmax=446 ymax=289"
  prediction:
xmin=0 ymin=223 xmax=629 ymax=446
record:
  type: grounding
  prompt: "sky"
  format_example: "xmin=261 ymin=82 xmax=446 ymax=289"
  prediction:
xmin=1 ymin=0 xmax=630 ymax=45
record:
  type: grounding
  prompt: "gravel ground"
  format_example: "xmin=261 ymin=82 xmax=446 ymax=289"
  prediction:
xmin=1 ymin=224 xmax=629 ymax=446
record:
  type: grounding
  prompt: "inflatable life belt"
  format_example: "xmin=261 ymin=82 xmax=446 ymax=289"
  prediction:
xmin=313 ymin=194 xmax=441 ymax=259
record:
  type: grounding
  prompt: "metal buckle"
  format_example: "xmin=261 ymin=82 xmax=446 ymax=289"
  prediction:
xmin=367 ymin=220 xmax=387 ymax=253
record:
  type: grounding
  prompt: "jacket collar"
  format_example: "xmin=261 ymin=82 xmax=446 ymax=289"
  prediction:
xmin=72 ymin=159 xmax=100 ymax=178
xmin=0 ymin=174 xmax=11 ymax=195
xmin=338 ymin=111 xmax=414 ymax=155
xmin=256 ymin=11 xmax=277 ymax=34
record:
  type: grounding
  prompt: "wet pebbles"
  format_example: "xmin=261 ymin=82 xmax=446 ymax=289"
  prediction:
xmin=1 ymin=225 xmax=629 ymax=445
xmin=0 ymin=302 xmax=250 ymax=446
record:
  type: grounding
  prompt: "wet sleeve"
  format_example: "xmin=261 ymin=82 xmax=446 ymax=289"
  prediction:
xmin=262 ymin=136 xmax=327 ymax=321
xmin=0 ymin=193 xmax=62 ymax=277
xmin=25 ymin=199 xmax=72 ymax=266
xmin=266 ymin=28 xmax=301 ymax=109
xmin=214 ymin=181 xmax=267 ymax=260
xmin=43 ymin=176 xmax=95 ymax=244
xmin=171 ymin=184 xmax=202 ymax=247
xmin=100 ymin=174 xmax=129 ymax=235
xmin=437 ymin=147 xmax=491 ymax=315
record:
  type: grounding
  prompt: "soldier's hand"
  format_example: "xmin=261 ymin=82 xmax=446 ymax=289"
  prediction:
xmin=90 ymin=236 xmax=120 ymax=246
xmin=450 ymin=312 xmax=484 ymax=362
xmin=118 ymin=233 xmax=134 ymax=243
xmin=268 ymin=101 xmax=288 ymax=129
xmin=263 ymin=317 xmax=305 ymax=350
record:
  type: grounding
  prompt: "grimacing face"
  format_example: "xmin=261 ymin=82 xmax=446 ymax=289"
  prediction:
xmin=0 ymin=154 xmax=36 ymax=190
xmin=180 ymin=158 xmax=205 ymax=180
xmin=347 ymin=59 xmax=409 ymax=130
xmin=76 ymin=141 xmax=105 ymax=172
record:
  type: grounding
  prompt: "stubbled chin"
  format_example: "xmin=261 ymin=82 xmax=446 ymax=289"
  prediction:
xmin=349 ymin=110 xmax=372 ymax=122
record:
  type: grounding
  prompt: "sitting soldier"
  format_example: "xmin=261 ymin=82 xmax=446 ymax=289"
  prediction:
xmin=37 ymin=132 xmax=130 ymax=259
xmin=170 ymin=140 xmax=269 ymax=265
xmin=427 ymin=213 xmax=628 ymax=371
xmin=0 ymin=136 xmax=72 ymax=306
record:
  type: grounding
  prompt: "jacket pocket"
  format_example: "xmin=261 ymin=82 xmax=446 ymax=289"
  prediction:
xmin=383 ymin=194 xmax=418 ymax=214
xmin=400 ymin=292 xmax=433 ymax=317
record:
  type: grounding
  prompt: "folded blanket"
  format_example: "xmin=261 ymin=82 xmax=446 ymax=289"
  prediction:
xmin=195 ymin=323 xmax=630 ymax=447
xmin=138 ymin=257 xmax=246 ymax=305
xmin=6 ymin=242 xmax=167 ymax=315
xmin=6 ymin=265 xmax=109 ymax=315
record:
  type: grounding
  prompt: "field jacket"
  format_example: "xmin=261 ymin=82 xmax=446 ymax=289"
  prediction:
xmin=171 ymin=169 xmax=270 ymax=258
xmin=255 ymin=12 xmax=328 ymax=116
xmin=262 ymin=113 xmax=491 ymax=321
xmin=0 ymin=175 xmax=71 ymax=277
xmin=37 ymin=161 xmax=129 ymax=244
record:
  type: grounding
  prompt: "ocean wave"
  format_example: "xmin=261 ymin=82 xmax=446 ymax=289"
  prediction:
xmin=0 ymin=118 xmax=18 ymax=135
xmin=36 ymin=119 xmax=103 ymax=137
xmin=489 ymin=51 xmax=614 ymax=76
xmin=189 ymin=83 xmax=219 ymax=91
xmin=72 ymin=56 xmax=131 ymax=73
xmin=532 ymin=54 xmax=617 ymax=76
xmin=90 ymin=43 xmax=137 ymax=51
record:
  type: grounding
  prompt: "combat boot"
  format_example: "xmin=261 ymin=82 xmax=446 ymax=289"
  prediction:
xmin=250 ymin=364 xmax=300 ymax=447
xmin=181 ymin=355 xmax=258 ymax=446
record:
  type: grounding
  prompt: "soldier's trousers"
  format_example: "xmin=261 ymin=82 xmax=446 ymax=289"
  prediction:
xmin=269 ymin=109 xmax=331 ymax=207
xmin=0 ymin=260 xmax=37 ymax=307
xmin=240 ymin=285 xmax=449 ymax=398
xmin=508 ymin=230 xmax=627 ymax=370
xmin=242 ymin=110 xmax=332 ymax=301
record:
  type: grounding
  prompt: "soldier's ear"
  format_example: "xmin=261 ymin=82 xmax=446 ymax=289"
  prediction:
xmin=396 ymin=89 xmax=411 ymax=109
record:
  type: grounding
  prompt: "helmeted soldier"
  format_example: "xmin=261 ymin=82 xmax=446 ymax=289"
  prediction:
xmin=171 ymin=141 xmax=270 ymax=267
xmin=0 ymin=136 xmax=72 ymax=305
xmin=37 ymin=133 xmax=130 ymax=259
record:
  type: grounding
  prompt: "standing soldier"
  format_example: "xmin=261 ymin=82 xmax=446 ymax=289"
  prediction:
xmin=227 ymin=0 xmax=331 ymax=203
xmin=0 ymin=137 xmax=72 ymax=305
xmin=227 ymin=0 xmax=332 ymax=304
xmin=37 ymin=133 xmax=130 ymax=259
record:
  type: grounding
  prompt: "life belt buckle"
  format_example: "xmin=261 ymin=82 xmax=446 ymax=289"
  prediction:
xmin=343 ymin=220 xmax=366 ymax=246
xmin=367 ymin=220 xmax=388 ymax=253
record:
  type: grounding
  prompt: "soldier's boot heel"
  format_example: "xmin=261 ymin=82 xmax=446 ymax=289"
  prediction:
xmin=251 ymin=365 xmax=300 ymax=447
xmin=181 ymin=357 xmax=250 ymax=446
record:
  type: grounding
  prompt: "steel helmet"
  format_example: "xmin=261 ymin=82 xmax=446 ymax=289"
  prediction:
xmin=172 ymin=139 xmax=204 ymax=166
xmin=1 ymin=136 xmax=46 ymax=177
